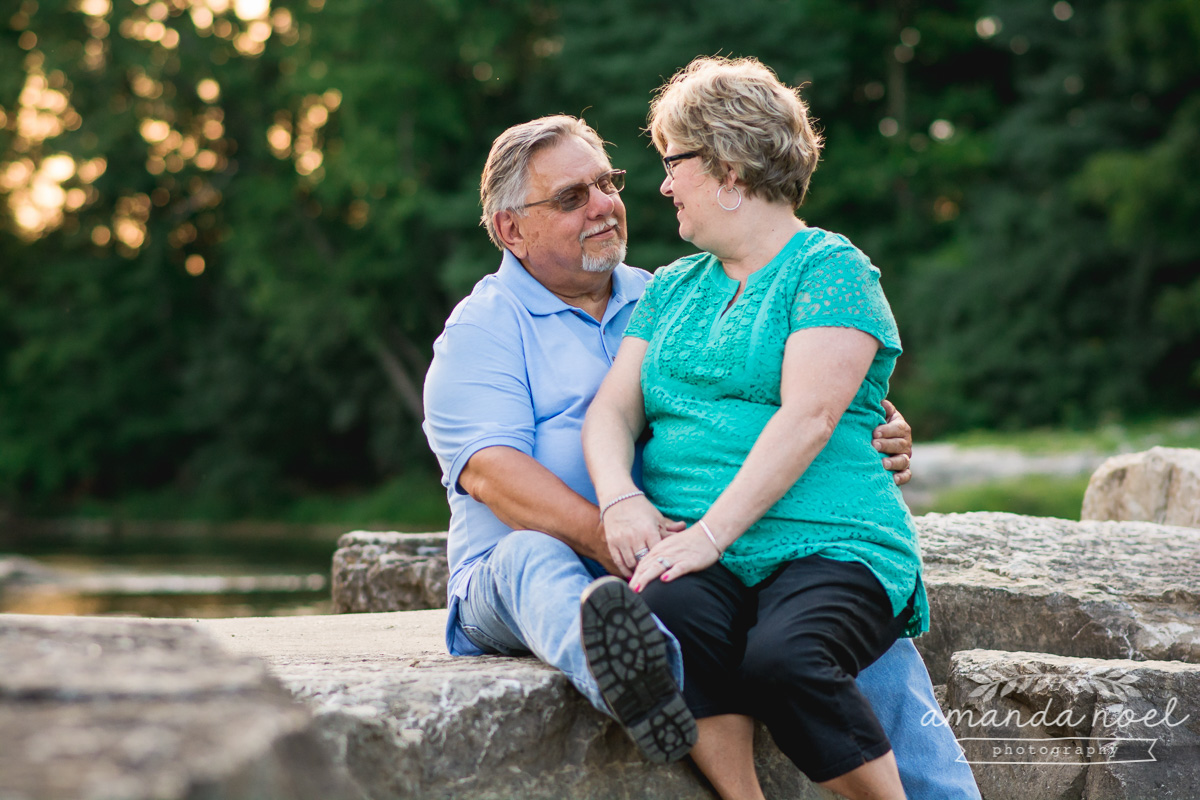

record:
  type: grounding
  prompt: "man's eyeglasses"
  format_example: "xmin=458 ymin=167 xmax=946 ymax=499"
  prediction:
xmin=662 ymin=151 xmax=700 ymax=178
xmin=519 ymin=170 xmax=626 ymax=212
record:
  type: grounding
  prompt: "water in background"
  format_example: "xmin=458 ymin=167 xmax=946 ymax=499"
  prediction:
xmin=0 ymin=518 xmax=380 ymax=618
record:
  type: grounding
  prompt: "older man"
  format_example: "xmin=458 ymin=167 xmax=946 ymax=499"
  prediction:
xmin=423 ymin=116 xmax=978 ymax=797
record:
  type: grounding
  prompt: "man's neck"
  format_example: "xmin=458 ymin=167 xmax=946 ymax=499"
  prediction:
xmin=520 ymin=259 xmax=615 ymax=321
xmin=550 ymin=278 xmax=612 ymax=321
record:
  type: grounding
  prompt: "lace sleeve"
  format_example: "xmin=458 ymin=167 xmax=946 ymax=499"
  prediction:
xmin=624 ymin=272 xmax=666 ymax=341
xmin=789 ymin=242 xmax=900 ymax=352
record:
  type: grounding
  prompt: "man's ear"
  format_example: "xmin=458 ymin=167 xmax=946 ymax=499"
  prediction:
xmin=495 ymin=211 xmax=528 ymax=259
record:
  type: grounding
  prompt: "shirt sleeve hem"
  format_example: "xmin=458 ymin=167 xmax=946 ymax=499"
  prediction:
xmin=447 ymin=434 xmax=535 ymax=495
xmin=789 ymin=316 xmax=901 ymax=352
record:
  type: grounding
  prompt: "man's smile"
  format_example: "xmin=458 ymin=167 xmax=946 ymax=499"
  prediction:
xmin=581 ymin=220 xmax=619 ymax=242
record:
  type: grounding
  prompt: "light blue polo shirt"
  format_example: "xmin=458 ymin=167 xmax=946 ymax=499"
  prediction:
xmin=422 ymin=249 xmax=651 ymax=655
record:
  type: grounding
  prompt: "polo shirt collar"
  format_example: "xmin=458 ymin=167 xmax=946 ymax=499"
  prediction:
xmin=608 ymin=261 xmax=641 ymax=309
xmin=498 ymin=249 xmax=638 ymax=319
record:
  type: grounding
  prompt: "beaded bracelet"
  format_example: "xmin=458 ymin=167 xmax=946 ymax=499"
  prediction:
xmin=599 ymin=490 xmax=645 ymax=518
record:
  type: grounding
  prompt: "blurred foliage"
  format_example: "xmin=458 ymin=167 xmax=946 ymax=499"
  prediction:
xmin=0 ymin=0 xmax=1197 ymax=518
xmin=923 ymin=474 xmax=1092 ymax=519
xmin=941 ymin=412 xmax=1200 ymax=453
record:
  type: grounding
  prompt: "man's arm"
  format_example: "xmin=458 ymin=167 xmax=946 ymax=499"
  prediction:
xmin=425 ymin=317 xmax=616 ymax=570
xmin=424 ymin=319 xmax=614 ymax=568
xmin=458 ymin=445 xmax=616 ymax=572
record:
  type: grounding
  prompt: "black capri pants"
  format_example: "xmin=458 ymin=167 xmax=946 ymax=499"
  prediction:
xmin=640 ymin=554 xmax=914 ymax=783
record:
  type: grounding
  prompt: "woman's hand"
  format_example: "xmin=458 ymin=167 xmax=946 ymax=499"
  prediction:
xmin=604 ymin=496 xmax=687 ymax=578
xmin=629 ymin=524 xmax=721 ymax=591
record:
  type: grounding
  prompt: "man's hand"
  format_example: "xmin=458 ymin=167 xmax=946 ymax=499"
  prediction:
xmin=602 ymin=495 xmax=686 ymax=578
xmin=874 ymin=399 xmax=913 ymax=486
xmin=591 ymin=520 xmax=621 ymax=576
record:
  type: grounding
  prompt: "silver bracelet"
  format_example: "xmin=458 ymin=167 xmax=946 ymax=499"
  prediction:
xmin=698 ymin=519 xmax=724 ymax=558
xmin=600 ymin=490 xmax=645 ymax=518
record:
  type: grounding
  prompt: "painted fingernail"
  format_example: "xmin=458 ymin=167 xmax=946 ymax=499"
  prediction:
xmin=631 ymin=584 xmax=640 ymax=593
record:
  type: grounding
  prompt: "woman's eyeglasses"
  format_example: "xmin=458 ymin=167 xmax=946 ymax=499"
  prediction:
xmin=519 ymin=170 xmax=626 ymax=213
xmin=662 ymin=152 xmax=700 ymax=178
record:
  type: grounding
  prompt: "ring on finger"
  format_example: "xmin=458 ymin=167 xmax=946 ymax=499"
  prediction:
xmin=657 ymin=556 xmax=672 ymax=570
xmin=634 ymin=548 xmax=650 ymax=561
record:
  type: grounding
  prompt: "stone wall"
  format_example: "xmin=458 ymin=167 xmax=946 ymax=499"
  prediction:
xmin=917 ymin=512 xmax=1200 ymax=683
xmin=332 ymin=513 xmax=1200 ymax=686
xmin=195 ymin=609 xmax=1200 ymax=800
xmin=331 ymin=531 xmax=448 ymax=613
xmin=11 ymin=484 xmax=1199 ymax=799
xmin=322 ymin=509 xmax=1200 ymax=798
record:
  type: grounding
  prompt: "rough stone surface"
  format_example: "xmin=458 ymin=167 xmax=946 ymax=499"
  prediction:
xmin=199 ymin=611 xmax=833 ymax=800
xmin=332 ymin=531 xmax=449 ymax=613
xmin=944 ymin=649 xmax=1200 ymax=800
xmin=331 ymin=515 xmax=1200 ymax=688
xmin=917 ymin=512 xmax=1200 ymax=684
xmin=1081 ymin=447 xmax=1200 ymax=529
xmin=0 ymin=615 xmax=356 ymax=800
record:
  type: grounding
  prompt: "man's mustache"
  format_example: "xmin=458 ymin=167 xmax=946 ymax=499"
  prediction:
xmin=580 ymin=217 xmax=621 ymax=242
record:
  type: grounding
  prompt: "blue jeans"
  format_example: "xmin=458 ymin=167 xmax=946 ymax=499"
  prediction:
xmin=859 ymin=638 xmax=982 ymax=798
xmin=458 ymin=530 xmax=979 ymax=798
xmin=456 ymin=529 xmax=686 ymax=712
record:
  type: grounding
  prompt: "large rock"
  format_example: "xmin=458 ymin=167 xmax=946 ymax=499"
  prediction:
xmin=944 ymin=649 xmax=1200 ymax=800
xmin=332 ymin=531 xmax=449 ymax=613
xmin=1081 ymin=447 xmax=1200 ymax=528
xmin=918 ymin=512 xmax=1200 ymax=683
xmin=0 ymin=615 xmax=355 ymax=800
xmin=199 ymin=611 xmax=832 ymax=800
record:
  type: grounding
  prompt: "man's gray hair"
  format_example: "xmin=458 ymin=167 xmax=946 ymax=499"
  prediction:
xmin=480 ymin=115 xmax=609 ymax=250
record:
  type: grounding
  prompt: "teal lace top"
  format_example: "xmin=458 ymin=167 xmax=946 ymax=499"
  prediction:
xmin=624 ymin=227 xmax=927 ymax=637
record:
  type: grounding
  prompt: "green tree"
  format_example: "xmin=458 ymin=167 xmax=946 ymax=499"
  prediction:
xmin=1 ymin=0 xmax=1197 ymax=517
xmin=898 ymin=0 xmax=1200 ymax=432
xmin=0 ymin=0 xmax=555 ymax=513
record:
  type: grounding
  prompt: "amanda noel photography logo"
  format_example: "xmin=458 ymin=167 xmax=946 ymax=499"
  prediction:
xmin=922 ymin=667 xmax=1191 ymax=766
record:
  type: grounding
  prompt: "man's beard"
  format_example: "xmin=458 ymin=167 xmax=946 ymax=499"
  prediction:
xmin=580 ymin=217 xmax=626 ymax=273
xmin=581 ymin=240 xmax=626 ymax=273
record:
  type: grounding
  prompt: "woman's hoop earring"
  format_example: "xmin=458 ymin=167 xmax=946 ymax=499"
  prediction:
xmin=716 ymin=185 xmax=742 ymax=211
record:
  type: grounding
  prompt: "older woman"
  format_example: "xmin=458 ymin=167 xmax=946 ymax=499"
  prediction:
xmin=582 ymin=57 xmax=925 ymax=799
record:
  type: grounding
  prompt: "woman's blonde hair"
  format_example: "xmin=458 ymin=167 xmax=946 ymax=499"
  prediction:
xmin=648 ymin=56 xmax=823 ymax=209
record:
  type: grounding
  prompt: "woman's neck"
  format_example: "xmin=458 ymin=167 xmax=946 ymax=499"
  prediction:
xmin=710 ymin=202 xmax=807 ymax=281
